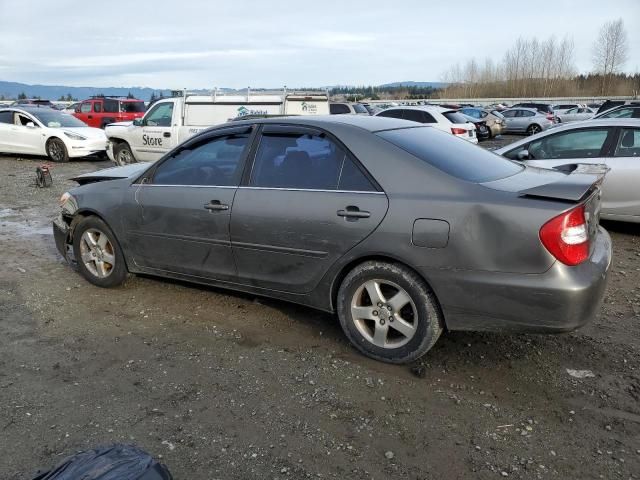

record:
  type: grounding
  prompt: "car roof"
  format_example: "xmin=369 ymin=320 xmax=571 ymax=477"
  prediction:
xmin=504 ymin=107 xmax=540 ymax=113
xmin=379 ymin=105 xmax=449 ymax=113
xmin=218 ymin=114 xmax=420 ymax=133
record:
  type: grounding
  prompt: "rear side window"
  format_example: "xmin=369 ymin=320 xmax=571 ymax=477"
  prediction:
xmin=378 ymin=127 xmax=522 ymax=182
xmin=352 ymin=104 xmax=368 ymax=114
xmin=330 ymin=104 xmax=351 ymax=115
xmin=80 ymin=103 xmax=92 ymax=113
xmin=404 ymin=110 xmax=436 ymax=123
xmin=517 ymin=110 xmax=535 ymax=117
xmin=103 ymin=99 xmax=119 ymax=113
xmin=442 ymin=111 xmax=468 ymax=124
xmin=614 ymin=128 xmax=640 ymax=157
xmin=377 ymin=109 xmax=404 ymax=119
xmin=153 ymin=133 xmax=250 ymax=186
xmin=0 ymin=111 xmax=12 ymax=123
xmin=122 ymin=102 xmax=146 ymax=113
xmin=251 ymin=131 xmax=376 ymax=191
xmin=94 ymin=102 xmax=102 ymax=113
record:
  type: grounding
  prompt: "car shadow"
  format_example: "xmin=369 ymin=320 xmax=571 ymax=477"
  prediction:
xmin=601 ymin=219 xmax=640 ymax=236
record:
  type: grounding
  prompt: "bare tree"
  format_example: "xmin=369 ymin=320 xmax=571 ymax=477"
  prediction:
xmin=592 ymin=18 xmax=629 ymax=94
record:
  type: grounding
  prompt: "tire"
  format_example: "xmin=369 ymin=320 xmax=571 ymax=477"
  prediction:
xmin=113 ymin=142 xmax=136 ymax=166
xmin=46 ymin=137 xmax=69 ymax=162
xmin=526 ymin=124 xmax=542 ymax=135
xmin=72 ymin=216 xmax=128 ymax=288
xmin=337 ymin=261 xmax=443 ymax=364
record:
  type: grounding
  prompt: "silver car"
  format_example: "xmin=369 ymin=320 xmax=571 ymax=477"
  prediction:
xmin=500 ymin=107 xmax=555 ymax=135
xmin=556 ymin=107 xmax=595 ymax=123
xmin=495 ymin=118 xmax=640 ymax=223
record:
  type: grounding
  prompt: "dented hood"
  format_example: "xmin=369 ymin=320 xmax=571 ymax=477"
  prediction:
xmin=71 ymin=163 xmax=149 ymax=185
xmin=482 ymin=163 xmax=608 ymax=202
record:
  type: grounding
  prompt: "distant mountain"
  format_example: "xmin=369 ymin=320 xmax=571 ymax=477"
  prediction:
xmin=0 ymin=81 xmax=178 ymax=101
xmin=378 ymin=81 xmax=448 ymax=89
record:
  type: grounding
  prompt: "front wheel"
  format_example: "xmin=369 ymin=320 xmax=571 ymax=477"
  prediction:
xmin=527 ymin=124 xmax=542 ymax=135
xmin=46 ymin=138 xmax=69 ymax=162
xmin=337 ymin=261 xmax=443 ymax=364
xmin=72 ymin=216 xmax=128 ymax=288
xmin=113 ymin=142 xmax=136 ymax=166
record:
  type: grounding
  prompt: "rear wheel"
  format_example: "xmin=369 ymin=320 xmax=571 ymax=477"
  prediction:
xmin=527 ymin=124 xmax=542 ymax=135
xmin=46 ymin=138 xmax=69 ymax=162
xmin=337 ymin=261 xmax=443 ymax=364
xmin=72 ymin=216 xmax=128 ymax=288
xmin=113 ymin=142 xmax=135 ymax=166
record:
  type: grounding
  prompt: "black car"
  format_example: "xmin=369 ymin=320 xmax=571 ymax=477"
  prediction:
xmin=460 ymin=113 xmax=490 ymax=141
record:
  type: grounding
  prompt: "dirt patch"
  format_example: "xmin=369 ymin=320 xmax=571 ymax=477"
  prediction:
xmin=1 ymin=152 xmax=638 ymax=479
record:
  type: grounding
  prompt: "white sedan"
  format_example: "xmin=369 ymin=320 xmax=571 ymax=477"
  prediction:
xmin=0 ymin=106 xmax=107 ymax=162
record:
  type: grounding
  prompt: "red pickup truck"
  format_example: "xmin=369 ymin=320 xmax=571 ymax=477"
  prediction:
xmin=73 ymin=97 xmax=146 ymax=128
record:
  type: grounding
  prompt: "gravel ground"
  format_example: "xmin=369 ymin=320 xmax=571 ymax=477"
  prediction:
xmin=1 ymin=135 xmax=639 ymax=479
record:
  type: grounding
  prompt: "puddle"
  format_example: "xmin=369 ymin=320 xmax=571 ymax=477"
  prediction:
xmin=0 ymin=207 xmax=53 ymax=237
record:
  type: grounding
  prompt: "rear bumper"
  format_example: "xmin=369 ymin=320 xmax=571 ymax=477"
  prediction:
xmin=422 ymin=227 xmax=612 ymax=333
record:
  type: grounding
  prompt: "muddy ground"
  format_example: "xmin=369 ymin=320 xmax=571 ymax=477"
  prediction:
xmin=1 ymin=135 xmax=639 ymax=479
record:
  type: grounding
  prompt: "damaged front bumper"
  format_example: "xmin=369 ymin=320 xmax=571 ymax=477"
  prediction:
xmin=53 ymin=214 xmax=72 ymax=262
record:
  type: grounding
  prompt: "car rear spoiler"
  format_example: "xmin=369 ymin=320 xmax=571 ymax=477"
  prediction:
xmin=518 ymin=163 xmax=609 ymax=202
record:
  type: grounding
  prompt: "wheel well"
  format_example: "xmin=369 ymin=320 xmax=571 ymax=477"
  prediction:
xmin=69 ymin=210 xmax=129 ymax=270
xmin=330 ymin=255 xmax=446 ymax=327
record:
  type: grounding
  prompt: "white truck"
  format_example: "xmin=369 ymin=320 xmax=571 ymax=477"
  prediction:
xmin=105 ymin=89 xmax=330 ymax=165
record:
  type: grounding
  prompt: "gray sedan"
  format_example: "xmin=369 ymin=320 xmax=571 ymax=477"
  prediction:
xmin=53 ymin=116 xmax=611 ymax=363
xmin=495 ymin=118 xmax=640 ymax=223
xmin=500 ymin=107 xmax=555 ymax=135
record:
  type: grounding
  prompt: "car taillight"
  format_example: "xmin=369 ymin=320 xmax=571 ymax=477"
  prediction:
xmin=546 ymin=113 xmax=554 ymax=121
xmin=451 ymin=127 xmax=466 ymax=135
xmin=539 ymin=205 xmax=589 ymax=266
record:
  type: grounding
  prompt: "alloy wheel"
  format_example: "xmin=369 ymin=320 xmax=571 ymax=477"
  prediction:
xmin=351 ymin=279 xmax=418 ymax=348
xmin=79 ymin=228 xmax=115 ymax=278
xmin=48 ymin=140 xmax=64 ymax=162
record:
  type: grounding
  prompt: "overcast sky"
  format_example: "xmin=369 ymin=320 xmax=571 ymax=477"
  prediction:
xmin=0 ymin=0 xmax=638 ymax=89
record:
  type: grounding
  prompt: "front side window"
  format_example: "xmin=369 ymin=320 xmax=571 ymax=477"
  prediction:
xmin=352 ymin=104 xmax=368 ymax=114
xmin=145 ymin=102 xmax=174 ymax=127
xmin=16 ymin=113 xmax=34 ymax=126
xmin=501 ymin=110 xmax=516 ymax=118
xmin=614 ymin=128 xmax=640 ymax=157
xmin=442 ymin=111 xmax=468 ymax=124
xmin=94 ymin=102 xmax=102 ymax=113
xmin=517 ymin=110 xmax=535 ymax=117
xmin=80 ymin=102 xmax=92 ymax=113
xmin=153 ymin=133 xmax=250 ymax=186
xmin=250 ymin=130 xmax=374 ymax=191
xmin=527 ymin=128 xmax=610 ymax=160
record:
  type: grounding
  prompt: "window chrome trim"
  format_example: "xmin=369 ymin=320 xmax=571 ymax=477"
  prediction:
xmin=132 ymin=184 xmax=238 ymax=189
xmin=237 ymin=186 xmax=385 ymax=194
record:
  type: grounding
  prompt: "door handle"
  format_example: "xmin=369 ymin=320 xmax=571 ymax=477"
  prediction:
xmin=337 ymin=207 xmax=370 ymax=219
xmin=204 ymin=200 xmax=229 ymax=211
xmin=163 ymin=132 xmax=171 ymax=138
xmin=88 ymin=115 xmax=93 ymax=119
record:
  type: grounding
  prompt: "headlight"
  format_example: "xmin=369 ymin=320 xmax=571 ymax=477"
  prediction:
xmin=59 ymin=191 xmax=72 ymax=206
xmin=64 ymin=131 xmax=87 ymax=141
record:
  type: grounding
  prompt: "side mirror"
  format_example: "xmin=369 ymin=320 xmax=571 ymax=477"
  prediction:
xmin=133 ymin=118 xmax=143 ymax=127
xmin=517 ymin=149 xmax=530 ymax=161
xmin=26 ymin=122 xmax=36 ymax=128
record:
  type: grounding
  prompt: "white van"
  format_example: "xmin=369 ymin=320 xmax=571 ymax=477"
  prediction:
xmin=105 ymin=90 xmax=329 ymax=164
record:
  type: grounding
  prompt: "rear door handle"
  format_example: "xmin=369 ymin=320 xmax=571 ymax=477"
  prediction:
xmin=163 ymin=132 xmax=171 ymax=138
xmin=337 ymin=207 xmax=370 ymax=219
xmin=204 ymin=200 xmax=229 ymax=211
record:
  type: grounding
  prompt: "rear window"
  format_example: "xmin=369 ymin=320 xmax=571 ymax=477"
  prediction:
xmin=352 ymin=104 xmax=368 ymax=114
xmin=442 ymin=111 xmax=469 ymax=124
xmin=377 ymin=127 xmax=523 ymax=182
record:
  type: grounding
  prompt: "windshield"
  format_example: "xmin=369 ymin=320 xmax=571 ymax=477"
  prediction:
xmin=31 ymin=109 xmax=88 ymax=128
xmin=377 ymin=126 xmax=523 ymax=182
xmin=121 ymin=101 xmax=146 ymax=113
